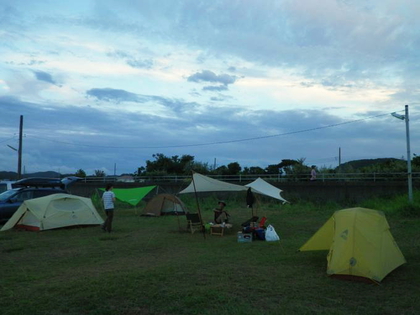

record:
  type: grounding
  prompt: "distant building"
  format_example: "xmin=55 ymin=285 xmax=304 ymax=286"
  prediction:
xmin=117 ymin=175 xmax=135 ymax=183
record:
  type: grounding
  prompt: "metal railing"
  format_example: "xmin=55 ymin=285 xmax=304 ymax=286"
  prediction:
xmin=78 ymin=172 xmax=420 ymax=183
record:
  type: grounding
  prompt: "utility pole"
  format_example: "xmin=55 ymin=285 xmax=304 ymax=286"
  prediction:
xmin=17 ymin=115 xmax=23 ymax=180
xmin=404 ymin=105 xmax=413 ymax=203
xmin=338 ymin=147 xmax=341 ymax=172
xmin=391 ymin=105 xmax=413 ymax=203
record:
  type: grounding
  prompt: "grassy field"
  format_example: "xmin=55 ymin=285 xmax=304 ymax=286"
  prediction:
xmin=1 ymin=193 xmax=419 ymax=315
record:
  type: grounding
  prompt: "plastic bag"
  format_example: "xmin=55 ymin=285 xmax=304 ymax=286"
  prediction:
xmin=265 ymin=224 xmax=280 ymax=241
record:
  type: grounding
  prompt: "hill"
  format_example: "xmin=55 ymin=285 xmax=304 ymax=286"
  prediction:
xmin=0 ymin=171 xmax=61 ymax=180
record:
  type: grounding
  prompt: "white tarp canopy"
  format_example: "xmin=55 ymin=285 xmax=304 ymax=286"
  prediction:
xmin=179 ymin=173 xmax=287 ymax=203
xmin=245 ymin=177 xmax=288 ymax=204
xmin=179 ymin=173 xmax=247 ymax=194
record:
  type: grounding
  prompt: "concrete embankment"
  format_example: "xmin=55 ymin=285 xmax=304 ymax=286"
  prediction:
xmin=70 ymin=180 xmax=418 ymax=204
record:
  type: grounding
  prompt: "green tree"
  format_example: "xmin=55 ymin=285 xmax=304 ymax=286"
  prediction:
xmin=412 ymin=154 xmax=420 ymax=171
xmin=75 ymin=169 xmax=86 ymax=177
xmin=213 ymin=165 xmax=229 ymax=175
xmin=279 ymin=158 xmax=310 ymax=180
xmin=94 ymin=170 xmax=106 ymax=177
xmin=242 ymin=166 xmax=265 ymax=174
xmin=265 ymin=164 xmax=280 ymax=174
xmin=227 ymin=162 xmax=241 ymax=175
xmin=144 ymin=153 xmax=197 ymax=175
xmin=136 ymin=167 xmax=145 ymax=176
xmin=184 ymin=161 xmax=210 ymax=174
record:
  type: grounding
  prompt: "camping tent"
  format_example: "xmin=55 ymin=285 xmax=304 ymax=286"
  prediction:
xmin=299 ymin=207 xmax=406 ymax=282
xmin=99 ymin=186 xmax=156 ymax=206
xmin=179 ymin=173 xmax=288 ymax=203
xmin=1 ymin=193 xmax=104 ymax=231
xmin=142 ymin=194 xmax=187 ymax=216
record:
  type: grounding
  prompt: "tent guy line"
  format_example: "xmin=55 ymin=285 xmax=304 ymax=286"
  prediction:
xmin=11 ymin=110 xmax=398 ymax=150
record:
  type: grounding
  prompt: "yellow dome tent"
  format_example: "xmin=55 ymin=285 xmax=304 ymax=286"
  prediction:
xmin=299 ymin=207 xmax=406 ymax=283
xmin=1 ymin=193 xmax=104 ymax=232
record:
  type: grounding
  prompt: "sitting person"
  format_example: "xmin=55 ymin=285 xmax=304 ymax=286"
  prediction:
xmin=213 ymin=200 xmax=230 ymax=224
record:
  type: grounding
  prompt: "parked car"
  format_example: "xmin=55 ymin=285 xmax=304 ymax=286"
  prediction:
xmin=0 ymin=181 xmax=16 ymax=194
xmin=0 ymin=177 xmax=81 ymax=222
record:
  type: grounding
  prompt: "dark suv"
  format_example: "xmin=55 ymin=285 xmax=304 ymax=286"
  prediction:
xmin=0 ymin=177 xmax=80 ymax=222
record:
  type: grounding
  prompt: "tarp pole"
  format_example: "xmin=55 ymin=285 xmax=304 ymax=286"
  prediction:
xmin=192 ymin=171 xmax=206 ymax=239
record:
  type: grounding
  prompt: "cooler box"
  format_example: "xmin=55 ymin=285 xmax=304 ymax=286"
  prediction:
xmin=237 ymin=232 xmax=252 ymax=243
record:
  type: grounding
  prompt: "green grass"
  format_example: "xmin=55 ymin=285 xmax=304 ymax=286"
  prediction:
xmin=1 ymin=193 xmax=419 ymax=315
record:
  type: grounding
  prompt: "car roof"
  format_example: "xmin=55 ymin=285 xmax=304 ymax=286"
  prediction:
xmin=13 ymin=177 xmax=81 ymax=189
xmin=8 ymin=186 xmax=66 ymax=192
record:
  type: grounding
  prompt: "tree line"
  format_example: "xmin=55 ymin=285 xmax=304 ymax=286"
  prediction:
xmin=73 ymin=153 xmax=420 ymax=178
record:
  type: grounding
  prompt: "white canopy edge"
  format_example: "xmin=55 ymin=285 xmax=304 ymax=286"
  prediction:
xmin=245 ymin=177 xmax=288 ymax=204
xmin=179 ymin=173 xmax=288 ymax=203
xmin=179 ymin=172 xmax=247 ymax=194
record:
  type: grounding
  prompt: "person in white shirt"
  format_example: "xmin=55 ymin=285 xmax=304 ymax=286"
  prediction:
xmin=102 ymin=184 xmax=116 ymax=232
xmin=310 ymin=165 xmax=317 ymax=181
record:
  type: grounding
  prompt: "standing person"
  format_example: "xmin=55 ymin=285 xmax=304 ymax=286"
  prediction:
xmin=213 ymin=200 xmax=230 ymax=224
xmin=310 ymin=165 xmax=317 ymax=181
xmin=102 ymin=183 xmax=116 ymax=232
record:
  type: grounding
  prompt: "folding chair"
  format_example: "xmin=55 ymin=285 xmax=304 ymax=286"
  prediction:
xmin=186 ymin=213 xmax=202 ymax=234
xmin=241 ymin=216 xmax=259 ymax=227
xmin=210 ymin=225 xmax=225 ymax=236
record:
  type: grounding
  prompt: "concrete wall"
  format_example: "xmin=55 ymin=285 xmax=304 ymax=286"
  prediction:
xmin=70 ymin=180 xmax=418 ymax=204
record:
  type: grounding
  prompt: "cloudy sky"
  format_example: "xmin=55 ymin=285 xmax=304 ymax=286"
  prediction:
xmin=1 ymin=0 xmax=419 ymax=176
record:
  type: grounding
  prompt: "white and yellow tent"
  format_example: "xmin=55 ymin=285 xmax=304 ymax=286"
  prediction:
xmin=1 ymin=193 xmax=104 ymax=231
xmin=299 ymin=207 xmax=406 ymax=283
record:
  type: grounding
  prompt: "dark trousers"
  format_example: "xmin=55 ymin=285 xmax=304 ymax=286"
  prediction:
xmin=103 ymin=209 xmax=114 ymax=232
xmin=214 ymin=211 xmax=229 ymax=224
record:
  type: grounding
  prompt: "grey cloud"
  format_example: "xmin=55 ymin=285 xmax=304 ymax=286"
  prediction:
xmin=203 ymin=85 xmax=228 ymax=92
xmin=7 ymin=1 xmax=420 ymax=92
xmin=86 ymin=88 xmax=143 ymax=103
xmin=6 ymin=60 xmax=45 ymax=66
xmin=187 ymin=70 xmax=237 ymax=86
xmin=189 ymin=90 xmax=201 ymax=97
xmin=107 ymin=50 xmax=154 ymax=69
xmin=321 ymin=106 xmax=346 ymax=111
xmin=107 ymin=50 xmax=131 ymax=59
xmin=28 ymin=60 xmax=45 ymax=66
xmin=0 ymin=94 xmax=416 ymax=173
xmin=0 ymin=3 xmax=23 ymax=30
xmin=33 ymin=70 xmax=57 ymax=85
xmin=126 ymin=58 xmax=153 ymax=69
xmin=85 ymin=88 xmax=198 ymax=113
xmin=300 ymin=82 xmax=314 ymax=88
xmin=105 ymin=1 xmax=420 ymax=96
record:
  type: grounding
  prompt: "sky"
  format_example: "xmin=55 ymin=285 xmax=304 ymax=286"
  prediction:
xmin=1 ymin=0 xmax=419 ymax=176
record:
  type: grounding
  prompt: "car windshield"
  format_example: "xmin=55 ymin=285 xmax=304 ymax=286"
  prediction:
xmin=0 ymin=189 xmax=19 ymax=202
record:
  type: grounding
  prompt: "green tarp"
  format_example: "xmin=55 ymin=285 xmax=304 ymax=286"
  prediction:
xmin=99 ymin=186 xmax=156 ymax=206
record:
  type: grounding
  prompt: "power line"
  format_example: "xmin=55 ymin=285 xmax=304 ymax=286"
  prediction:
xmin=27 ymin=111 xmax=398 ymax=149
xmin=0 ymin=136 xmax=16 ymax=144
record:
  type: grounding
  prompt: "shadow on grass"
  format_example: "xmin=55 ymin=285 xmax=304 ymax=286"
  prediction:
xmin=98 ymin=236 xmax=119 ymax=241
xmin=2 ymin=247 xmax=24 ymax=253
